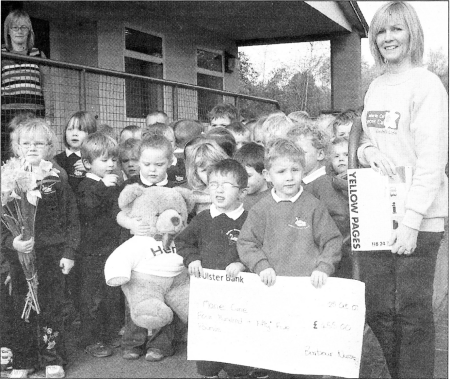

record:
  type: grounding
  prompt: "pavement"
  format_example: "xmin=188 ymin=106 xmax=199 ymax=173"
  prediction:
xmin=2 ymin=293 xmax=446 ymax=379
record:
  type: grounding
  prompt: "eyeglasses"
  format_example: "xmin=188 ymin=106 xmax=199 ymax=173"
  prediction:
xmin=20 ymin=142 xmax=48 ymax=150
xmin=208 ymin=181 xmax=241 ymax=191
xmin=10 ymin=26 xmax=30 ymax=32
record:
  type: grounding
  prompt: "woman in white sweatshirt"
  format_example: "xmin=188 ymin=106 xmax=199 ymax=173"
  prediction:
xmin=357 ymin=2 xmax=448 ymax=378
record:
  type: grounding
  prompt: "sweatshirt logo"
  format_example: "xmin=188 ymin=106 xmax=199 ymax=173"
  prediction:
xmin=226 ymin=229 xmax=240 ymax=245
xmin=366 ymin=111 xmax=400 ymax=130
xmin=288 ymin=217 xmax=309 ymax=230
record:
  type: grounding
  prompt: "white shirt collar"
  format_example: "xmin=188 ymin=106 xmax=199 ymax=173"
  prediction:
xmin=86 ymin=172 xmax=102 ymax=181
xmin=140 ymin=172 xmax=168 ymax=187
xmin=65 ymin=148 xmax=81 ymax=158
xmin=302 ymin=165 xmax=326 ymax=184
xmin=171 ymin=156 xmax=177 ymax=167
xmin=210 ymin=203 xmax=245 ymax=220
xmin=271 ymin=187 xmax=303 ymax=203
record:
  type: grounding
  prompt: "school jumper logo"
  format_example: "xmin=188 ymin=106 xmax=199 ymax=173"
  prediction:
xmin=366 ymin=111 xmax=400 ymax=130
xmin=226 ymin=229 xmax=240 ymax=245
xmin=288 ymin=217 xmax=309 ymax=230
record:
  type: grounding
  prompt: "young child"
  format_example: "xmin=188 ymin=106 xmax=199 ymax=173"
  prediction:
xmin=119 ymin=124 xmax=142 ymax=143
xmin=146 ymin=111 xmax=169 ymax=126
xmin=237 ymin=138 xmax=342 ymax=290
xmin=226 ymin=121 xmax=251 ymax=150
xmin=143 ymin=123 xmax=186 ymax=186
xmin=331 ymin=109 xmax=358 ymax=139
xmin=4 ymin=118 xmax=80 ymax=378
xmin=234 ymin=142 xmax=269 ymax=211
xmin=287 ymin=123 xmax=350 ymax=237
xmin=172 ymin=119 xmax=204 ymax=159
xmin=119 ymin=138 xmax=140 ymax=181
xmin=176 ymin=159 xmax=250 ymax=379
xmin=54 ymin=111 xmax=97 ymax=193
xmin=208 ymin=103 xmax=239 ymax=130
xmin=185 ymin=139 xmax=229 ymax=216
xmin=77 ymin=132 xmax=122 ymax=358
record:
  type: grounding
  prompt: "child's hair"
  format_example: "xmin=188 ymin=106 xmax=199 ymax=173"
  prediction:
xmin=11 ymin=118 xmax=58 ymax=160
xmin=172 ymin=119 xmax=204 ymax=148
xmin=142 ymin=122 xmax=175 ymax=141
xmin=97 ymin=123 xmax=116 ymax=140
xmin=207 ymin=159 xmax=248 ymax=189
xmin=261 ymin=113 xmax=295 ymax=145
xmin=208 ymin=103 xmax=239 ymax=123
xmin=204 ymin=127 xmax=236 ymax=157
xmin=264 ymin=138 xmax=305 ymax=171
xmin=331 ymin=109 xmax=358 ymax=136
xmin=252 ymin=115 xmax=269 ymax=144
xmin=288 ymin=111 xmax=310 ymax=126
xmin=287 ymin=122 xmax=330 ymax=152
xmin=326 ymin=136 xmax=349 ymax=158
xmin=233 ymin=142 xmax=265 ymax=174
xmin=146 ymin=111 xmax=169 ymax=126
xmin=139 ymin=134 xmax=173 ymax=160
xmin=120 ymin=124 xmax=140 ymax=137
xmin=119 ymin=138 xmax=140 ymax=162
xmin=183 ymin=135 xmax=206 ymax=160
xmin=226 ymin=122 xmax=250 ymax=137
xmin=186 ymin=140 xmax=228 ymax=190
xmin=314 ymin=113 xmax=336 ymax=137
xmin=8 ymin=111 xmax=36 ymax=132
xmin=64 ymin=111 xmax=97 ymax=148
xmin=80 ymin=132 xmax=118 ymax=164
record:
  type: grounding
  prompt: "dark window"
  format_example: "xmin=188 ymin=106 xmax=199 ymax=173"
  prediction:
xmin=125 ymin=28 xmax=162 ymax=58
xmin=197 ymin=49 xmax=223 ymax=72
xmin=125 ymin=57 xmax=163 ymax=118
xmin=197 ymin=73 xmax=223 ymax=122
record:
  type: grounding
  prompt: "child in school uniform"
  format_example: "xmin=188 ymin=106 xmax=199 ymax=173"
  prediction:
xmin=4 ymin=118 xmax=80 ymax=378
xmin=118 ymin=138 xmax=140 ymax=181
xmin=176 ymin=159 xmax=250 ymax=379
xmin=76 ymin=132 xmax=123 ymax=358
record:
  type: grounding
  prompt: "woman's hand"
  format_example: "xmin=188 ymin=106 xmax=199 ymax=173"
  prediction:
xmin=226 ymin=262 xmax=245 ymax=278
xmin=364 ymin=146 xmax=396 ymax=177
xmin=188 ymin=260 xmax=203 ymax=278
xmin=60 ymin=258 xmax=74 ymax=275
xmin=13 ymin=235 xmax=34 ymax=253
xmin=389 ymin=224 xmax=419 ymax=255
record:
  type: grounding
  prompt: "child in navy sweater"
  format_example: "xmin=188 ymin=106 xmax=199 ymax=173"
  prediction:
xmin=176 ymin=159 xmax=250 ymax=378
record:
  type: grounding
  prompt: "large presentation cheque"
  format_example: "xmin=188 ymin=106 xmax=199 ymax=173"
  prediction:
xmin=188 ymin=270 xmax=365 ymax=378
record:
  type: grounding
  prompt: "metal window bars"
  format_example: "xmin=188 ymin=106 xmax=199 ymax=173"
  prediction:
xmin=1 ymin=51 xmax=279 ymax=159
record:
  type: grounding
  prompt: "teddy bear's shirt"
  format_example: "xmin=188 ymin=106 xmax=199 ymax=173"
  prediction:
xmin=105 ymin=236 xmax=184 ymax=284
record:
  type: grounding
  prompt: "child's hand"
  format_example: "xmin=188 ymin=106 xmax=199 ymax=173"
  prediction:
xmin=102 ymin=174 xmax=119 ymax=187
xmin=226 ymin=262 xmax=245 ymax=278
xmin=130 ymin=217 xmax=152 ymax=236
xmin=60 ymin=258 xmax=74 ymax=275
xmin=74 ymin=159 xmax=87 ymax=172
xmin=311 ymin=270 xmax=328 ymax=288
xmin=12 ymin=235 xmax=34 ymax=253
xmin=259 ymin=268 xmax=276 ymax=287
xmin=188 ymin=260 xmax=203 ymax=278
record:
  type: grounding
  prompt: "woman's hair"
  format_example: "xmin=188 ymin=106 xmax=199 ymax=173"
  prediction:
xmin=64 ymin=111 xmax=97 ymax=147
xmin=186 ymin=139 xmax=228 ymax=190
xmin=369 ymin=1 xmax=424 ymax=68
xmin=80 ymin=132 xmax=118 ymax=164
xmin=204 ymin=127 xmax=236 ymax=157
xmin=10 ymin=117 xmax=58 ymax=160
xmin=3 ymin=10 xmax=35 ymax=51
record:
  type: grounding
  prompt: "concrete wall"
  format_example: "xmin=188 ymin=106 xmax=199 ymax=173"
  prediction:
xmin=330 ymin=30 xmax=362 ymax=111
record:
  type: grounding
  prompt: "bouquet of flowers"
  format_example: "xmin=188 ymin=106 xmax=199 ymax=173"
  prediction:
xmin=1 ymin=157 xmax=59 ymax=321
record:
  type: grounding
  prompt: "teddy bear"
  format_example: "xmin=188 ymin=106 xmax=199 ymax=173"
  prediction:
xmin=104 ymin=183 xmax=195 ymax=337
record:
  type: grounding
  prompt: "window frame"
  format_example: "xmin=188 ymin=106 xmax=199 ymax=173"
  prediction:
xmin=196 ymin=47 xmax=224 ymax=81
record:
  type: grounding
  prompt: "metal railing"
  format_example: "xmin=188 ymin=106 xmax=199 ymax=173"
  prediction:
xmin=1 ymin=51 xmax=279 ymax=155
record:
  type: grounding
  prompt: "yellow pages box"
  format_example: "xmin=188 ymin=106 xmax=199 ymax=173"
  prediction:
xmin=348 ymin=167 xmax=413 ymax=251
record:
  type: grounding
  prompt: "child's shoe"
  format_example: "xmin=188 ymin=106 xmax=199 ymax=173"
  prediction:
xmin=45 ymin=365 xmax=65 ymax=378
xmin=144 ymin=348 xmax=164 ymax=362
xmin=122 ymin=348 xmax=142 ymax=360
xmin=1 ymin=347 xmax=13 ymax=371
xmin=9 ymin=369 xmax=29 ymax=378
xmin=85 ymin=342 xmax=113 ymax=358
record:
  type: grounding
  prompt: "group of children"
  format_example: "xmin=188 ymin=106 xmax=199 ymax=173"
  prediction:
xmin=1 ymin=102 xmax=358 ymax=378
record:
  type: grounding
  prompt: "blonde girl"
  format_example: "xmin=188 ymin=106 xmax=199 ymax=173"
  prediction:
xmin=54 ymin=111 xmax=97 ymax=192
xmin=5 ymin=118 xmax=80 ymax=378
xmin=185 ymin=139 xmax=228 ymax=215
